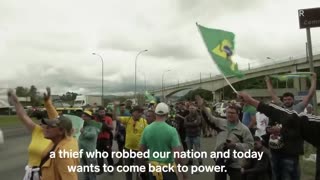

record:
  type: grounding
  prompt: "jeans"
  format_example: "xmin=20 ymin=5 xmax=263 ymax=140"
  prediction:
xmin=179 ymin=133 xmax=188 ymax=151
xmin=271 ymin=151 xmax=300 ymax=180
xmin=185 ymin=136 xmax=202 ymax=164
xmin=116 ymin=138 xmax=125 ymax=164
xmin=96 ymin=139 xmax=114 ymax=172
xmin=81 ymin=156 xmax=97 ymax=180
xmin=215 ymin=167 xmax=241 ymax=180
xmin=124 ymin=148 xmax=140 ymax=180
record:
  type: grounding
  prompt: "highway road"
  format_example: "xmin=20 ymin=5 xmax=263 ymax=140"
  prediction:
xmin=0 ymin=130 xmax=217 ymax=180
xmin=0 ymin=128 xmax=314 ymax=180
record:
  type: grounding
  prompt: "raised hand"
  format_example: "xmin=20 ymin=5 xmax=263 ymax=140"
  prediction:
xmin=237 ymin=92 xmax=260 ymax=108
xmin=43 ymin=87 xmax=51 ymax=101
xmin=7 ymin=89 xmax=18 ymax=105
xmin=237 ymin=92 xmax=252 ymax=104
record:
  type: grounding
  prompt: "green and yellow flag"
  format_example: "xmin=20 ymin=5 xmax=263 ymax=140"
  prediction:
xmin=197 ymin=23 xmax=244 ymax=78
xmin=270 ymin=72 xmax=312 ymax=81
xmin=144 ymin=91 xmax=156 ymax=102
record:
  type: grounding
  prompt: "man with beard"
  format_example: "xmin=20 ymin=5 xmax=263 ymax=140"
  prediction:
xmin=239 ymin=91 xmax=320 ymax=180
xmin=113 ymin=102 xmax=148 ymax=180
xmin=196 ymin=96 xmax=253 ymax=180
xmin=265 ymin=73 xmax=316 ymax=180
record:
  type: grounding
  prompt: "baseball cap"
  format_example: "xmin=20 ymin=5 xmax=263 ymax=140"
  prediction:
xmin=43 ymin=116 xmax=73 ymax=132
xmin=155 ymin=103 xmax=169 ymax=115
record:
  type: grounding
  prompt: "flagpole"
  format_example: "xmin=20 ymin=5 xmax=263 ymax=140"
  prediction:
xmin=196 ymin=22 xmax=238 ymax=94
xmin=222 ymin=74 xmax=238 ymax=94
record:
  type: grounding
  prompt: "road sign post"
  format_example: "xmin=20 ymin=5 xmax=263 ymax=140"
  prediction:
xmin=298 ymin=7 xmax=320 ymax=115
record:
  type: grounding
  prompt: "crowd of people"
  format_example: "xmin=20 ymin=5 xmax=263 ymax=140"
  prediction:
xmin=7 ymin=72 xmax=320 ymax=180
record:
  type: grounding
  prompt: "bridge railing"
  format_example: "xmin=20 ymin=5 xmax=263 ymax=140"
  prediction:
xmin=156 ymin=48 xmax=320 ymax=91
xmin=237 ymin=49 xmax=320 ymax=71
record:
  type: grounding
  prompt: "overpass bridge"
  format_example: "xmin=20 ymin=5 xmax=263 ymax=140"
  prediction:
xmin=150 ymin=54 xmax=320 ymax=101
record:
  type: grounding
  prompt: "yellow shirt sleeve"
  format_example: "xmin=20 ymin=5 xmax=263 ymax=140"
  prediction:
xmin=119 ymin=116 xmax=130 ymax=125
xmin=44 ymin=99 xmax=59 ymax=119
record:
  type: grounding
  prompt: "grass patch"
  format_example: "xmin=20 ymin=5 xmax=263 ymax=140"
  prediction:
xmin=0 ymin=115 xmax=21 ymax=127
xmin=301 ymin=142 xmax=317 ymax=179
xmin=301 ymin=158 xmax=316 ymax=180
xmin=0 ymin=115 xmax=38 ymax=127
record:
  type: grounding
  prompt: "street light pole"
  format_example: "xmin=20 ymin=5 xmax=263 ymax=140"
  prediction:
xmin=134 ymin=49 xmax=148 ymax=103
xmin=162 ymin=70 xmax=171 ymax=102
xmin=142 ymin=72 xmax=147 ymax=91
xmin=92 ymin=53 xmax=104 ymax=106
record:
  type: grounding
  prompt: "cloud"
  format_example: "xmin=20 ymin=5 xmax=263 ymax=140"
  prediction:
xmin=0 ymin=0 xmax=320 ymax=97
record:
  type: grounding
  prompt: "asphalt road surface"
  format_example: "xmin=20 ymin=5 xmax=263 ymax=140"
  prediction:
xmin=0 ymin=130 xmax=218 ymax=180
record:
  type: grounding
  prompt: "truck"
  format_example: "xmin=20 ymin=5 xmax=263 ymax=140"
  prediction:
xmin=73 ymin=95 xmax=102 ymax=108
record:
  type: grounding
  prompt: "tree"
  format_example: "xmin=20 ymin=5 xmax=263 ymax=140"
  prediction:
xmin=179 ymin=88 xmax=213 ymax=101
xmin=16 ymin=86 xmax=29 ymax=97
xmin=29 ymin=85 xmax=37 ymax=98
xmin=29 ymin=85 xmax=42 ymax=106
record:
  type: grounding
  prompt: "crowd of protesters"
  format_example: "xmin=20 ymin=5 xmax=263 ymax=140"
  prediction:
xmin=7 ymin=72 xmax=320 ymax=180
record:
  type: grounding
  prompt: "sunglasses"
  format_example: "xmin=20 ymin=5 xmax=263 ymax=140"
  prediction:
xmin=41 ymin=124 xmax=59 ymax=129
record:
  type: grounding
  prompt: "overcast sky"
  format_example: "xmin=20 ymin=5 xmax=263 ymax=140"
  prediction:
xmin=0 ymin=0 xmax=320 ymax=96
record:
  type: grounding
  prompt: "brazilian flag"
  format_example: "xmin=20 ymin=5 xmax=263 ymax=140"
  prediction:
xmin=197 ymin=23 xmax=244 ymax=78
xmin=144 ymin=91 xmax=156 ymax=102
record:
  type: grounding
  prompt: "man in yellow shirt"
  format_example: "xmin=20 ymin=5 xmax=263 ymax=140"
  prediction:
xmin=113 ymin=102 xmax=148 ymax=180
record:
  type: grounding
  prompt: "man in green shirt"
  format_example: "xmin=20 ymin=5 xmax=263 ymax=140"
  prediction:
xmin=140 ymin=103 xmax=187 ymax=180
xmin=79 ymin=110 xmax=102 ymax=180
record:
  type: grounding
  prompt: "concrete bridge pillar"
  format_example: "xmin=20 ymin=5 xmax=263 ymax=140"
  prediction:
xmin=214 ymin=91 xmax=223 ymax=102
